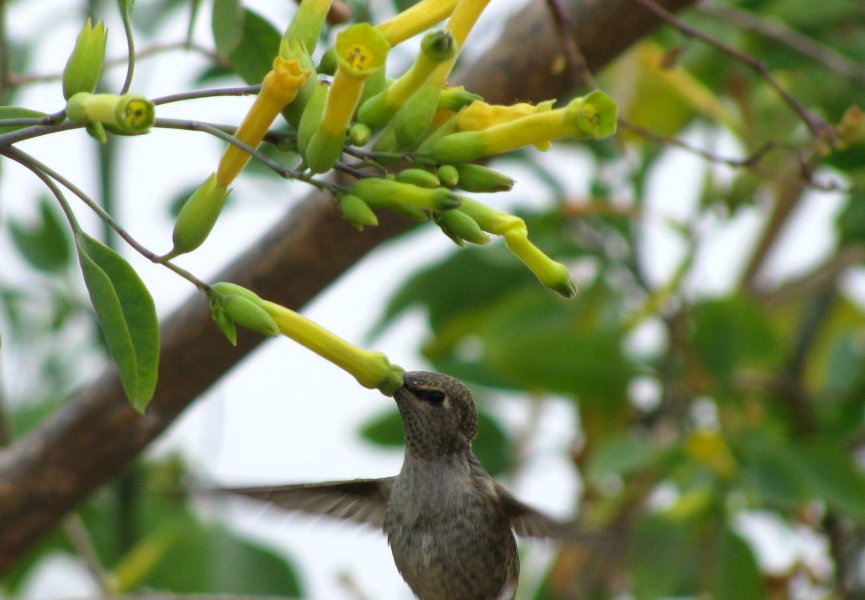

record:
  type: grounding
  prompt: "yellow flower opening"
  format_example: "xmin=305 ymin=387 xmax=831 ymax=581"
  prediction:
xmin=336 ymin=23 xmax=390 ymax=78
xmin=123 ymin=98 xmax=152 ymax=129
xmin=216 ymin=57 xmax=310 ymax=188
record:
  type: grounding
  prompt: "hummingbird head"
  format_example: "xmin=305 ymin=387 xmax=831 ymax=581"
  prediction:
xmin=395 ymin=371 xmax=478 ymax=459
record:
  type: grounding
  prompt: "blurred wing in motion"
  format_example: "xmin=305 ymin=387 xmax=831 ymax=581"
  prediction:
xmin=218 ymin=477 xmax=396 ymax=529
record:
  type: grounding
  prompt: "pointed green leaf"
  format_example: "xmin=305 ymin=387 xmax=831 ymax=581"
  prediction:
xmin=212 ymin=0 xmax=244 ymax=57
xmin=9 ymin=197 xmax=72 ymax=272
xmin=76 ymin=233 xmax=159 ymax=411
xmin=227 ymin=10 xmax=281 ymax=85
xmin=710 ymin=527 xmax=766 ymax=600
xmin=0 ymin=107 xmax=47 ymax=133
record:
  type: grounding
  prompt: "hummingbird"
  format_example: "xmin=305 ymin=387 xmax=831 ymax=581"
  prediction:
xmin=220 ymin=371 xmax=592 ymax=600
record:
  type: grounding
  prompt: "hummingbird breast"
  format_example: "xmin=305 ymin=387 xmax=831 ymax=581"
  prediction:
xmin=384 ymin=454 xmax=519 ymax=600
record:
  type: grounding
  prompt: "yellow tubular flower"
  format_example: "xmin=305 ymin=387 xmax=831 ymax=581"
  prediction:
xmin=377 ymin=0 xmax=459 ymax=47
xmin=306 ymin=23 xmax=390 ymax=172
xmin=283 ymin=0 xmax=333 ymax=54
xmin=216 ymin=57 xmax=310 ymax=188
xmin=262 ymin=300 xmax=405 ymax=394
xmin=446 ymin=0 xmax=493 ymax=48
xmin=432 ymin=90 xmax=618 ymax=163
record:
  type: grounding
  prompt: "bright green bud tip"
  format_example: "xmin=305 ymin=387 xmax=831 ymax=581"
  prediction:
xmin=63 ymin=18 xmax=108 ymax=100
xmin=350 ymin=177 xmax=460 ymax=216
xmin=396 ymin=167 xmax=440 ymax=188
xmin=220 ymin=295 xmax=280 ymax=337
xmin=564 ymin=90 xmax=618 ymax=139
xmin=436 ymin=164 xmax=459 ymax=187
xmin=378 ymin=364 xmax=406 ymax=396
xmin=349 ymin=122 xmax=372 ymax=146
xmin=211 ymin=282 xmax=264 ymax=303
xmin=168 ymin=174 xmax=230 ymax=257
xmin=438 ymin=88 xmax=483 ymax=112
xmin=436 ymin=209 xmax=490 ymax=246
xmin=339 ymin=194 xmax=379 ymax=230
xmin=455 ymin=163 xmax=514 ymax=192
xmin=420 ymin=30 xmax=455 ymax=62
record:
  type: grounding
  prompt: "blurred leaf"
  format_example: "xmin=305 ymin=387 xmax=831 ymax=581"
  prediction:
xmin=739 ymin=433 xmax=811 ymax=509
xmin=710 ymin=526 xmax=766 ymax=600
xmin=212 ymin=0 xmax=244 ymax=57
xmin=219 ymin=8 xmax=281 ymax=85
xmin=691 ymin=295 xmax=783 ymax=385
xmin=128 ymin=518 xmax=302 ymax=595
xmin=0 ymin=106 xmax=46 ymax=133
xmin=835 ymin=192 xmax=865 ymax=245
xmin=586 ymin=433 xmax=664 ymax=486
xmin=360 ymin=407 xmax=510 ymax=476
xmin=633 ymin=514 xmax=705 ymax=599
xmin=9 ymin=197 xmax=72 ymax=272
xmin=76 ymin=233 xmax=159 ymax=412
xmin=796 ymin=441 xmax=865 ymax=521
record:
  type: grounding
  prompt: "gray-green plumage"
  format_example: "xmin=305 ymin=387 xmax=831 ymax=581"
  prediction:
xmin=222 ymin=371 xmax=585 ymax=600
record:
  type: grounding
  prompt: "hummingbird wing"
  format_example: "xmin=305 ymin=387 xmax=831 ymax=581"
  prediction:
xmin=497 ymin=485 xmax=593 ymax=541
xmin=218 ymin=478 xmax=395 ymax=529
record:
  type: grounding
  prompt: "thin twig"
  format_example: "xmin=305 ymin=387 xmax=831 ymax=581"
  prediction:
xmin=1 ymin=146 xmax=209 ymax=291
xmin=152 ymin=117 xmax=336 ymax=193
xmin=543 ymin=0 xmax=595 ymax=89
xmin=630 ymin=0 xmax=836 ymax=145
xmin=697 ymin=0 xmax=865 ymax=86
xmin=63 ymin=514 xmax=114 ymax=594
xmin=7 ymin=41 xmax=227 ymax=87
xmin=152 ymin=85 xmax=261 ymax=106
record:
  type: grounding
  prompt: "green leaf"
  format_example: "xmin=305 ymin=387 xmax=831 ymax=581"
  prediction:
xmin=9 ymin=197 xmax=72 ymax=272
xmin=212 ymin=0 xmax=244 ymax=57
xmin=586 ymin=433 xmax=664 ymax=486
xmin=226 ymin=9 xmax=282 ymax=85
xmin=740 ymin=434 xmax=812 ymax=509
xmin=710 ymin=527 xmax=766 ymax=600
xmin=360 ymin=407 xmax=511 ymax=476
xmin=691 ymin=295 xmax=783 ymax=385
xmin=633 ymin=514 xmax=704 ymax=599
xmin=796 ymin=441 xmax=865 ymax=520
xmin=0 ymin=106 xmax=47 ymax=133
xmin=141 ymin=518 xmax=302 ymax=594
xmin=76 ymin=233 xmax=159 ymax=411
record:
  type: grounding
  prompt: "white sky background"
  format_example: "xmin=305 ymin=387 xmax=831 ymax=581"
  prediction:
xmin=0 ymin=0 xmax=850 ymax=598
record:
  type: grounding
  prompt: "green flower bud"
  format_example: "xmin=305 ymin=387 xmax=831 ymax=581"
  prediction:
xmin=460 ymin=198 xmax=576 ymax=298
xmin=283 ymin=0 xmax=331 ymax=55
xmin=421 ymin=29 xmax=455 ymax=61
xmin=211 ymin=281 xmax=265 ymax=303
xmin=436 ymin=164 xmax=459 ymax=187
xmin=350 ymin=177 xmax=460 ymax=220
xmin=396 ymin=167 xmax=440 ymax=188
xmin=415 ymin=111 xmax=461 ymax=154
xmin=435 ymin=209 xmax=490 ymax=246
xmin=305 ymin=129 xmax=344 ymax=173
xmin=339 ymin=194 xmax=379 ymax=230
xmin=298 ymin=80 xmax=328 ymax=156
xmin=349 ymin=122 xmax=372 ymax=146
xmin=318 ymin=46 xmax=337 ymax=75
xmin=210 ymin=300 xmax=238 ymax=345
xmin=166 ymin=173 xmax=230 ymax=259
xmin=455 ymin=163 xmax=514 ymax=192
xmin=66 ymin=92 xmax=155 ymax=135
xmin=437 ymin=88 xmax=482 ymax=112
xmin=63 ymin=19 xmax=108 ymax=100
xmin=220 ymin=294 xmax=280 ymax=337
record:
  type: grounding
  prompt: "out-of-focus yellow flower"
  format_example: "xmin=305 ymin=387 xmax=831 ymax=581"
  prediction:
xmin=216 ymin=57 xmax=309 ymax=187
xmin=432 ymin=90 xmax=617 ymax=163
xmin=306 ymin=23 xmax=389 ymax=172
xmin=376 ymin=0 xmax=458 ymax=47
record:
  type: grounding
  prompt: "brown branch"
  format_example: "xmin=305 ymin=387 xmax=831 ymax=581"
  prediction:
xmin=0 ymin=0 xmax=697 ymax=572
xmin=631 ymin=0 xmax=836 ymax=146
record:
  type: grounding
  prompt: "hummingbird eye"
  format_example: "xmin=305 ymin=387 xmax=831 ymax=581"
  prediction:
xmin=416 ymin=389 xmax=446 ymax=405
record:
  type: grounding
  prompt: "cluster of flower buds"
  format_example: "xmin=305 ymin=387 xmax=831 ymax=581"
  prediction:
xmin=170 ymin=0 xmax=617 ymax=299
xmin=62 ymin=19 xmax=155 ymax=142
